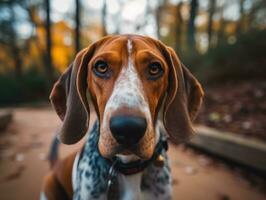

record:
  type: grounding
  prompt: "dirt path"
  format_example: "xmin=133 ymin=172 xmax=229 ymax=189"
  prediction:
xmin=0 ymin=107 xmax=265 ymax=200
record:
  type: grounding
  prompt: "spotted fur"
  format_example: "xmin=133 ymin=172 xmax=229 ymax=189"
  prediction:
xmin=72 ymin=121 xmax=172 ymax=200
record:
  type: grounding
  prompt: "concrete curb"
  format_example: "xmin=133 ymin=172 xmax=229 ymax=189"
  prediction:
xmin=189 ymin=125 xmax=266 ymax=174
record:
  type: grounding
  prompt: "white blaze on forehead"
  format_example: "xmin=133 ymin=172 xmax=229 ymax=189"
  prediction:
xmin=102 ymin=39 xmax=152 ymax=131
xmin=127 ymin=39 xmax=133 ymax=54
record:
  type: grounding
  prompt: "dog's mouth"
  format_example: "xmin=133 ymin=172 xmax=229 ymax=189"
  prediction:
xmin=98 ymin=130 xmax=156 ymax=161
xmin=118 ymin=149 xmax=133 ymax=155
xmin=115 ymin=153 xmax=140 ymax=163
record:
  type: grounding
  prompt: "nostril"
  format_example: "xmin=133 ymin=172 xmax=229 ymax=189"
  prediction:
xmin=110 ymin=115 xmax=147 ymax=145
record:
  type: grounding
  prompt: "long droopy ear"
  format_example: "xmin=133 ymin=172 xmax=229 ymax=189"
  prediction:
xmin=162 ymin=47 xmax=204 ymax=144
xmin=49 ymin=45 xmax=97 ymax=144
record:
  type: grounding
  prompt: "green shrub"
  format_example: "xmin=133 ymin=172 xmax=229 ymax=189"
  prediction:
xmin=183 ymin=30 xmax=266 ymax=83
xmin=0 ymin=67 xmax=49 ymax=105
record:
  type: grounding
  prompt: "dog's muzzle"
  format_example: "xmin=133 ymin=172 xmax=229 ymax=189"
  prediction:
xmin=110 ymin=115 xmax=147 ymax=145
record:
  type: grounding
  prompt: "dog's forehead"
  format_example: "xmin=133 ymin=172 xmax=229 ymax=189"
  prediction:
xmin=97 ymin=35 xmax=161 ymax=55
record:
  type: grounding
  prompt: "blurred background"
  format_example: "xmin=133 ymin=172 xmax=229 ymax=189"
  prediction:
xmin=0 ymin=0 xmax=265 ymax=200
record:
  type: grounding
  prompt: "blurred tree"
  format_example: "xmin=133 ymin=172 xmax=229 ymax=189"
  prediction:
xmin=45 ymin=0 xmax=54 ymax=87
xmin=236 ymin=0 xmax=245 ymax=35
xmin=188 ymin=0 xmax=198 ymax=51
xmin=113 ymin=0 xmax=124 ymax=35
xmin=156 ymin=0 xmax=168 ymax=40
xmin=0 ymin=0 xmax=23 ymax=78
xmin=8 ymin=2 xmax=22 ymax=78
xmin=52 ymin=21 xmax=74 ymax=72
xmin=102 ymin=0 xmax=107 ymax=36
xmin=75 ymin=0 xmax=81 ymax=53
xmin=175 ymin=1 xmax=183 ymax=52
xmin=136 ymin=0 xmax=154 ymax=34
xmin=207 ymin=0 xmax=216 ymax=50
xmin=25 ymin=1 xmax=53 ymax=72
xmin=217 ymin=1 xmax=226 ymax=45
xmin=247 ymin=0 xmax=266 ymax=30
xmin=25 ymin=1 xmax=72 ymax=72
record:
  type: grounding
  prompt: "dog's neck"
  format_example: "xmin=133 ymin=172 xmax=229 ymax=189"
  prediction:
xmin=114 ymin=121 xmax=164 ymax=200
xmin=73 ymin=121 xmax=171 ymax=200
xmin=118 ymin=173 xmax=142 ymax=200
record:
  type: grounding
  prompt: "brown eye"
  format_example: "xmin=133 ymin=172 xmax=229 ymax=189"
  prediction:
xmin=147 ymin=62 xmax=163 ymax=79
xmin=93 ymin=60 xmax=109 ymax=77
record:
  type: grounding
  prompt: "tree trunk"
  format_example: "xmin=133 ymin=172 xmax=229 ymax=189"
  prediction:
xmin=246 ymin=1 xmax=266 ymax=30
xmin=9 ymin=3 xmax=22 ymax=78
xmin=102 ymin=0 xmax=107 ymax=36
xmin=175 ymin=2 xmax=183 ymax=52
xmin=188 ymin=0 xmax=198 ymax=51
xmin=217 ymin=4 xmax=225 ymax=45
xmin=155 ymin=0 xmax=169 ymax=40
xmin=207 ymin=0 xmax=216 ymax=50
xmin=45 ymin=0 xmax=54 ymax=87
xmin=236 ymin=0 xmax=245 ymax=35
xmin=75 ymin=0 xmax=81 ymax=53
xmin=155 ymin=5 xmax=162 ymax=40
xmin=12 ymin=45 xmax=22 ymax=78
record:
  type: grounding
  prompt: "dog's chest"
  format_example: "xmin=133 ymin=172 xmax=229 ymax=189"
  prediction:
xmin=72 ymin=123 xmax=172 ymax=200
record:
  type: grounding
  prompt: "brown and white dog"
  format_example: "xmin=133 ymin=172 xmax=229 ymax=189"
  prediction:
xmin=41 ymin=35 xmax=204 ymax=200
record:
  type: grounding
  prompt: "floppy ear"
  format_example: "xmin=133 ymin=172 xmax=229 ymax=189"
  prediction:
xmin=162 ymin=47 xmax=204 ymax=144
xmin=49 ymin=45 xmax=96 ymax=144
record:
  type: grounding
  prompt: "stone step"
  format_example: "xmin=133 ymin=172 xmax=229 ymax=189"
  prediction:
xmin=189 ymin=125 xmax=266 ymax=174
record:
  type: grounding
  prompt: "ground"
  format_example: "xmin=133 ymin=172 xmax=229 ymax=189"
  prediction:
xmin=0 ymin=107 xmax=265 ymax=200
xmin=196 ymin=80 xmax=266 ymax=141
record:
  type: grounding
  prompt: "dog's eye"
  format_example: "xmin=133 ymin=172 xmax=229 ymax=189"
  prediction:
xmin=93 ymin=60 xmax=109 ymax=77
xmin=147 ymin=62 xmax=163 ymax=79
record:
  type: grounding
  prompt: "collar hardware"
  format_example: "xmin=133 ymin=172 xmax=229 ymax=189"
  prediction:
xmin=153 ymin=154 xmax=165 ymax=167
xmin=106 ymin=159 xmax=118 ymax=195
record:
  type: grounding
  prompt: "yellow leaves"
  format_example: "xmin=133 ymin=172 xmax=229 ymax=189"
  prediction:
xmin=51 ymin=21 xmax=74 ymax=72
xmin=36 ymin=28 xmax=47 ymax=48
xmin=225 ymin=22 xmax=237 ymax=34
xmin=28 ymin=20 xmax=74 ymax=72
xmin=52 ymin=45 xmax=72 ymax=72
xmin=0 ymin=48 xmax=14 ymax=73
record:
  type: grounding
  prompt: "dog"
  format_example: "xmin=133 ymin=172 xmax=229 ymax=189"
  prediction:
xmin=40 ymin=34 xmax=204 ymax=200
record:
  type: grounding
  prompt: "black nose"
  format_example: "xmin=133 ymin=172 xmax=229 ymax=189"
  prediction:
xmin=110 ymin=115 xmax=147 ymax=145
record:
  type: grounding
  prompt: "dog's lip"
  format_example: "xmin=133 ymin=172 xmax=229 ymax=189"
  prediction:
xmin=117 ymin=144 xmax=143 ymax=153
xmin=100 ymin=145 xmax=153 ymax=160
xmin=120 ymin=150 xmax=132 ymax=155
xmin=114 ymin=146 xmax=135 ymax=155
xmin=115 ymin=146 xmax=152 ymax=160
xmin=115 ymin=153 xmax=141 ymax=163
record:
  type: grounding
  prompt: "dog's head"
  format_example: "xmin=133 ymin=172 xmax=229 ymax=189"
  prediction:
xmin=50 ymin=35 xmax=203 ymax=160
